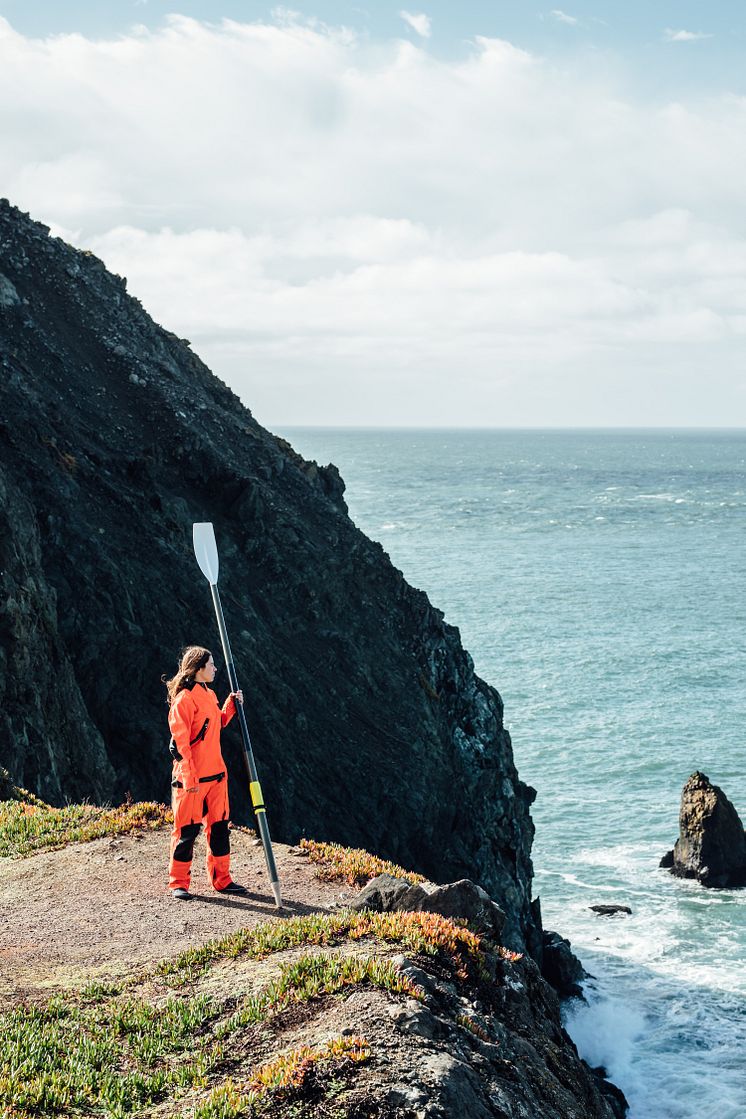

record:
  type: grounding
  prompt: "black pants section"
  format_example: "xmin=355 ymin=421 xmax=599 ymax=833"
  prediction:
xmin=209 ymin=819 xmax=230 ymax=857
xmin=172 ymin=822 xmax=201 ymax=863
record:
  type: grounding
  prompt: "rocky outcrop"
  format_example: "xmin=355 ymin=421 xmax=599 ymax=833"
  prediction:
xmin=0 ymin=199 xmax=539 ymax=953
xmin=661 ymin=772 xmax=746 ymax=888
xmin=374 ymin=947 xmax=627 ymax=1119
xmin=343 ymin=873 xmax=624 ymax=1117
xmin=0 ymin=811 xmax=628 ymax=1119
xmin=351 ymin=873 xmax=507 ymax=940
xmin=541 ymin=931 xmax=588 ymax=999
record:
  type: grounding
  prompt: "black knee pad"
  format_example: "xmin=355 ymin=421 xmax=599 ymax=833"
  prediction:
xmin=173 ymin=822 xmax=201 ymax=862
xmin=208 ymin=819 xmax=230 ymax=858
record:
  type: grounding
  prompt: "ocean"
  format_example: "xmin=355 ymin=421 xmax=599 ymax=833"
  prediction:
xmin=276 ymin=427 xmax=746 ymax=1119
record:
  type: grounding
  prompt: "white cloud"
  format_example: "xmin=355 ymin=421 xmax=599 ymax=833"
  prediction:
xmin=1 ymin=13 xmax=744 ymax=425
xmin=399 ymin=10 xmax=431 ymax=39
xmin=550 ymin=10 xmax=579 ymax=27
xmin=663 ymin=28 xmax=713 ymax=43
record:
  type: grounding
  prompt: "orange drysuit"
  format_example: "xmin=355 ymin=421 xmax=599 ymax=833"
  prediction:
xmin=168 ymin=681 xmax=237 ymax=892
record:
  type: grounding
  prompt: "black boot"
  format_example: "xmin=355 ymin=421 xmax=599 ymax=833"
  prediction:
xmin=171 ymin=887 xmax=194 ymax=900
xmin=215 ymin=881 xmax=249 ymax=896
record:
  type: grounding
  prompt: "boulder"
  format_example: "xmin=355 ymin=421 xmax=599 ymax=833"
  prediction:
xmin=665 ymin=772 xmax=746 ymax=888
xmin=589 ymin=904 xmax=632 ymax=917
xmin=351 ymin=873 xmax=507 ymax=940
xmin=350 ymin=873 xmax=413 ymax=912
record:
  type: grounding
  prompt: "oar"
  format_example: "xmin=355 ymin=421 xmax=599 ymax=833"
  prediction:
xmin=192 ymin=522 xmax=282 ymax=908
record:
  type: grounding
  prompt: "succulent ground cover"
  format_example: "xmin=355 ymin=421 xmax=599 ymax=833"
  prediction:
xmin=155 ymin=909 xmax=488 ymax=986
xmin=0 ymin=795 xmax=172 ymax=859
xmin=0 ymin=799 xmax=520 ymax=1119
xmin=0 ymin=800 xmax=619 ymax=1119
xmin=298 ymin=838 xmax=426 ymax=887
xmin=0 ymin=901 xmax=517 ymax=1118
xmin=0 ymin=947 xmax=404 ymax=1117
xmin=194 ymin=1037 xmax=372 ymax=1119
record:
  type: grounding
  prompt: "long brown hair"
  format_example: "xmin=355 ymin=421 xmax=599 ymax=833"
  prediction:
xmin=162 ymin=646 xmax=212 ymax=705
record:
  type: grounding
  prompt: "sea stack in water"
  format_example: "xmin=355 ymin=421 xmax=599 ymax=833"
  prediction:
xmin=661 ymin=772 xmax=746 ymax=888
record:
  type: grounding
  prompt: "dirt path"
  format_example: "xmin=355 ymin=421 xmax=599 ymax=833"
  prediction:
xmin=0 ymin=827 xmax=349 ymax=1006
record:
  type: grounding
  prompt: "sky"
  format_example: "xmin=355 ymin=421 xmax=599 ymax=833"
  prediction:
xmin=1 ymin=3 xmax=746 ymax=427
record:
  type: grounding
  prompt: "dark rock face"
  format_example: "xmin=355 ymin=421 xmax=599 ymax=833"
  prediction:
xmin=665 ymin=772 xmax=746 ymax=888
xmin=0 ymin=767 xmax=16 ymax=801
xmin=591 ymin=1067 xmax=630 ymax=1119
xmin=351 ymin=873 xmax=507 ymax=941
xmin=589 ymin=905 xmax=632 ymax=917
xmin=352 ymin=875 xmax=626 ymax=1118
xmin=0 ymin=200 xmax=539 ymax=951
xmin=541 ymin=931 xmax=588 ymax=999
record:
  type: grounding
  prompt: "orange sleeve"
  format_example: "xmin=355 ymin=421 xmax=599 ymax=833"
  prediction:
xmin=169 ymin=689 xmax=198 ymax=788
xmin=221 ymin=694 xmax=237 ymax=728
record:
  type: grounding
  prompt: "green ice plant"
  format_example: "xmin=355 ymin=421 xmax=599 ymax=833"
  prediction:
xmin=157 ymin=908 xmax=491 ymax=984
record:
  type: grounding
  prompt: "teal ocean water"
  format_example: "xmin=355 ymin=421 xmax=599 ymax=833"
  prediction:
xmin=278 ymin=428 xmax=746 ymax=1119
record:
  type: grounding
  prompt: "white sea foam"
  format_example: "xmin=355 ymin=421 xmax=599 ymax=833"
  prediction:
xmin=564 ymin=984 xmax=646 ymax=1093
xmin=565 ymin=971 xmax=746 ymax=1119
xmin=557 ymin=872 xmax=617 ymax=892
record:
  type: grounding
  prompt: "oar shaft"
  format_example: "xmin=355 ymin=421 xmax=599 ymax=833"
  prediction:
xmin=209 ymin=584 xmax=238 ymax=689
xmin=207 ymin=582 xmax=281 ymax=905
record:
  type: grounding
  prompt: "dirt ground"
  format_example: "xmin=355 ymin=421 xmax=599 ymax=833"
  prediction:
xmin=0 ymin=827 xmax=352 ymax=1006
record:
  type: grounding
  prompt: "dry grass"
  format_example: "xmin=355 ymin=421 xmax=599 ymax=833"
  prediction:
xmin=0 ymin=799 xmax=171 ymax=859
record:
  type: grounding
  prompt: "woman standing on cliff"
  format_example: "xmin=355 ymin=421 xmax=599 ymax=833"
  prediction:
xmin=163 ymin=645 xmax=249 ymax=900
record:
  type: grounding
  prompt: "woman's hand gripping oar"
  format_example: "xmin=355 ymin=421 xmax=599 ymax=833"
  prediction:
xmin=192 ymin=522 xmax=282 ymax=908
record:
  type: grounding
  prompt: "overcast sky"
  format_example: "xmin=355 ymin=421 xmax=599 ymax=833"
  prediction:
xmin=2 ymin=3 xmax=745 ymax=427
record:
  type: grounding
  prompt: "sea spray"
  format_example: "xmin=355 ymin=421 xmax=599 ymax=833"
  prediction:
xmin=565 ymin=963 xmax=746 ymax=1119
xmin=563 ymin=981 xmax=646 ymax=1100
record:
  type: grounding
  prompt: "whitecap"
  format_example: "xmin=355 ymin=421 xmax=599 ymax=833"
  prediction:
xmin=564 ymin=969 xmax=746 ymax=1119
xmin=564 ymin=984 xmax=646 ymax=1092
xmin=558 ymin=873 xmax=617 ymax=892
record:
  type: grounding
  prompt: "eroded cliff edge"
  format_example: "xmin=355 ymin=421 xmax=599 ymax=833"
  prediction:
xmin=0 ymin=200 xmax=538 ymax=953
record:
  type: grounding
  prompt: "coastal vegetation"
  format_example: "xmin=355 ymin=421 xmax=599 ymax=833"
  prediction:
xmin=0 ymin=809 xmax=509 ymax=1118
xmin=0 ymin=793 xmax=172 ymax=859
xmin=298 ymin=837 xmax=426 ymax=887
xmin=0 ymin=787 xmax=621 ymax=1118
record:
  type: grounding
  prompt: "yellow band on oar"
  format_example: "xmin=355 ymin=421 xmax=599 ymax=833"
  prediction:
xmin=250 ymin=781 xmax=265 ymax=809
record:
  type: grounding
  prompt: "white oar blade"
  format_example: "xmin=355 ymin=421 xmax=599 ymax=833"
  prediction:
xmin=193 ymin=522 xmax=220 ymax=584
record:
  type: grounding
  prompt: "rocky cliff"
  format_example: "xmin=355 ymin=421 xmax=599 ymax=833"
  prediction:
xmin=0 ymin=200 xmax=539 ymax=953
